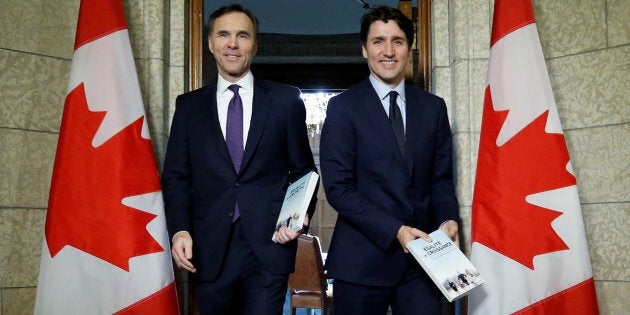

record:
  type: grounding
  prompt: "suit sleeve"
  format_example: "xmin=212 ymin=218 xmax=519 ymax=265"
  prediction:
xmin=285 ymin=89 xmax=318 ymax=219
xmin=320 ymin=98 xmax=403 ymax=251
xmin=429 ymin=100 xmax=460 ymax=226
xmin=161 ymin=95 xmax=192 ymax=240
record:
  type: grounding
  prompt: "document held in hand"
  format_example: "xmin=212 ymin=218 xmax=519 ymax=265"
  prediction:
xmin=272 ymin=171 xmax=319 ymax=243
xmin=407 ymin=229 xmax=485 ymax=302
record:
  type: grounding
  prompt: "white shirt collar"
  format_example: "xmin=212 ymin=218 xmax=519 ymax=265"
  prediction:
xmin=369 ymin=75 xmax=406 ymax=103
xmin=217 ymin=71 xmax=254 ymax=94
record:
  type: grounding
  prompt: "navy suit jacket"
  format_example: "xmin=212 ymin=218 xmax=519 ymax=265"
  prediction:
xmin=320 ymin=78 xmax=459 ymax=287
xmin=162 ymin=78 xmax=316 ymax=281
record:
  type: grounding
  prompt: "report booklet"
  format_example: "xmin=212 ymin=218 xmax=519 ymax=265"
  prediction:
xmin=407 ymin=229 xmax=485 ymax=302
xmin=271 ymin=171 xmax=319 ymax=243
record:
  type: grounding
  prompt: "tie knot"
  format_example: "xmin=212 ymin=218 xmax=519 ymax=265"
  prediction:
xmin=228 ymin=84 xmax=240 ymax=94
xmin=389 ymin=91 xmax=398 ymax=105
xmin=389 ymin=91 xmax=398 ymax=108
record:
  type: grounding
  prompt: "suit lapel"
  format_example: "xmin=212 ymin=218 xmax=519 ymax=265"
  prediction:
xmin=240 ymin=79 xmax=271 ymax=174
xmin=404 ymin=85 xmax=426 ymax=178
xmin=203 ymin=80 xmax=235 ymax=171
xmin=360 ymin=80 xmax=407 ymax=171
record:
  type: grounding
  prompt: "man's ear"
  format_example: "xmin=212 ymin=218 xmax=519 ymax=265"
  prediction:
xmin=362 ymin=45 xmax=368 ymax=59
xmin=208 ymin=38 xmax=214 ymax=54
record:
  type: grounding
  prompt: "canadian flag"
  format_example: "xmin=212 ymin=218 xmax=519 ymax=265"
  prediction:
xmin=34 ymin=1 xmax=179 ymax=314
xmin=468 ymin=0 xmax=599 ymax=314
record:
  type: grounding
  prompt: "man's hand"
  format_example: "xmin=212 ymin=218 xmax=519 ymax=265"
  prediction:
xmin=439 ymin=220 xmax=459 ymax=245
xmin=397 ymin=225 xmax=431 ymax=253
xmin=171 ymin=231 xmax=197 ymax=273
xmin=273 ymin=216 xmax=309 ymax=244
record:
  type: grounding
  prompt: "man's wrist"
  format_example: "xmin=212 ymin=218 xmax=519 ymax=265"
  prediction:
xmin=172 ymin=230 xmax=190 ymax=243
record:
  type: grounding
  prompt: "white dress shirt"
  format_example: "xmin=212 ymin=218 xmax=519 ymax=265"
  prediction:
xmin=369 ymin=75 xmax=407 ymax=132
xmin=216 ymin=72 xmax=254 ymax=148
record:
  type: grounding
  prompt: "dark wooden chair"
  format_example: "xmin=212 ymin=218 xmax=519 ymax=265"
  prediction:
xmin=288 ymin=234 xmax=333 ymax=315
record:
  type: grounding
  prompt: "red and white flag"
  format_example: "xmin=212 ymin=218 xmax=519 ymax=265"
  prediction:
xmin=35 ymin=1 xmax=179 ymax=314
xmin=469 ymin=0 xmax=599 ymax=314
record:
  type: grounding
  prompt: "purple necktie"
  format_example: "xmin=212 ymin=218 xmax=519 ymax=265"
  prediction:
xmin=226 ymin=84 xmax=243 ymax=221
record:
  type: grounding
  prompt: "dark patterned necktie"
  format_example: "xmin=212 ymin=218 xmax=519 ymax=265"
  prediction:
xmin=226 ymin=84 xmax=243 ymax=221
xmin=389 ymin=91 xmax=405 ymax=155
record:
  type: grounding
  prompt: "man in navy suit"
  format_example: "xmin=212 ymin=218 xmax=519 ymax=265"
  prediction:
xmin=161 ymin=4 xmax=316 ymax=314
xmin=320 ymin=6 xmax=460 ymax=314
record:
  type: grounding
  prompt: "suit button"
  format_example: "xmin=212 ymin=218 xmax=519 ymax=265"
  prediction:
xmin=235 ymin=183 xmax=240 ymax=187
xmin=228 ymin=211 xmax=233 ymax=217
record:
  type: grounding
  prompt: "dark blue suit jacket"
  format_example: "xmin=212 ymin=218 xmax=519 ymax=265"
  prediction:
xmin=162 ymin=78 xmax=316 ymax=281
xmin=320 ymin=78 xmax=459 ymax=287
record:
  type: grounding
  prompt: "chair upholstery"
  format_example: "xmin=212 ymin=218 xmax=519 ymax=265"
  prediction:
xmin=288 ymin=234 xmax=333 ymax=315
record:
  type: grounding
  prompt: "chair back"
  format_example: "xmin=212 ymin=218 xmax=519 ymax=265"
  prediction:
xmin=288 ymin=234 xmax=328 ymax=294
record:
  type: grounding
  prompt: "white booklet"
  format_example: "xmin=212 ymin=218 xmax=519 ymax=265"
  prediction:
xmin=271 ymin=171 xmax=319 ymax=243
xmin=407 ymin=229 xmax=484 ymax=302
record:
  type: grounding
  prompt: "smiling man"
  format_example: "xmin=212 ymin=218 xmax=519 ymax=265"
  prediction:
xmin=161 ymin=4 xmax=317 ymax=314
xmin=320 ymin=6 xmax=460 ymax=314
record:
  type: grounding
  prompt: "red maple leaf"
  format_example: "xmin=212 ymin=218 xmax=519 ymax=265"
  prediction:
xmin=472 ymin=87 xmax=575 ymax=269
xmin=45 ymin=83 xmax=163 ymax=271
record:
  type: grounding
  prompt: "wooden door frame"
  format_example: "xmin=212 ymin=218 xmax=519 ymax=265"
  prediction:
xmin=187 ymin=0 xmax=432 ymax=92
xmin=181 ymin=1 xmax=433 ymax=314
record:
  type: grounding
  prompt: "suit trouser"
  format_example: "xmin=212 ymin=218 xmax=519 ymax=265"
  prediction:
xmin=333 ymin=264 xmax=442 ymax=315
xmin=193 ymin=220 xmax=288 ymax=315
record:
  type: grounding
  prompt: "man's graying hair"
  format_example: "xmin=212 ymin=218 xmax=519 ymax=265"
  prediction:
xmin=207 ymin=3 xmax=259 ymax=42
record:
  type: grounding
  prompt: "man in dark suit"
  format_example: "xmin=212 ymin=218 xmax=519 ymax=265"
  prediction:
xmin=320 ymin=6 xmax=460 ymax=314
xmin=161 ymin=4 xmax=316 ymax=314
